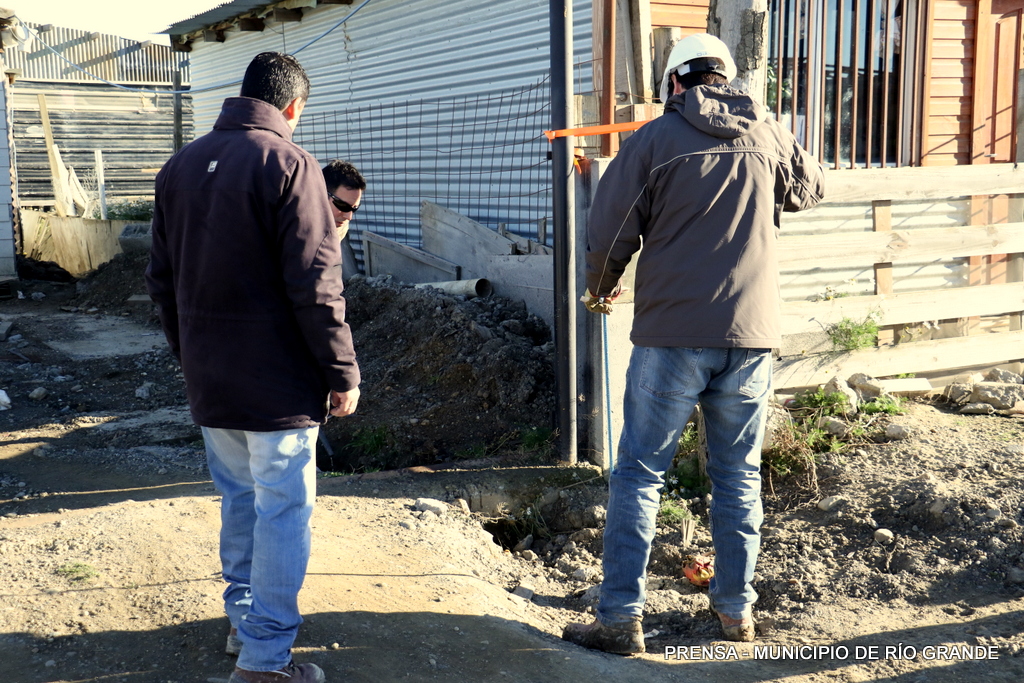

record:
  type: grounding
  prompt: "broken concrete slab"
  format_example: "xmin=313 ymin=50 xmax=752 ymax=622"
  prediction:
xmin=362 ymin=231 xmax=460 ymax=283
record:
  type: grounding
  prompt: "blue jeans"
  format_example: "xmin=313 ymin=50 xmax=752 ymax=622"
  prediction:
xmin=598 ymin=346 xmax=770 ymax=625
xmin=202 ymin=426 xmax=318 ymax=672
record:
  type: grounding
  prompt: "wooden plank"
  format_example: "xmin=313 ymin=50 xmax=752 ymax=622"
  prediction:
xmin=820 ymin=164 xmax=1023 ymax=203
xmin=873 ymin=200 xmax=895 ymax=345
xmin=37 ymin=94 xmax=70 ymax=218
xmin=780 ymin=282 xmax=1024 ymax=335
xmin=932 ymin=1 xmax=976 ymax=21
xmin=774 ymin=331 xmax=1024 ymax=389
xmin=484 ymin=254 xmax=554 ymax=327
xmin=362 ymin=231 xmax=460 ymax=283
xmin=970 ymin=0 xmax=993 ymax=163
xmin=778 ymin=221 xmax=1024 ymax=269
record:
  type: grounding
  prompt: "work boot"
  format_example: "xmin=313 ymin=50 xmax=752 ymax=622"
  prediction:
xmin=717 ymin=612 xmax=756 ymax=642
xmin=226 ymin=627 xmax=242 ymax=656
xmin=228 ymin=661 xmax=325 ymax=683
xmin=561 ymin=617 xmax=645 ymax=655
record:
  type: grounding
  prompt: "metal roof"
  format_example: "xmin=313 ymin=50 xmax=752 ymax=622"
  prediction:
xmin=163 ymin=0 xmax=270 ymax=36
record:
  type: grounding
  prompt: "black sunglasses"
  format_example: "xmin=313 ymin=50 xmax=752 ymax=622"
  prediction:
xmin=328 ymin=191 xmax=360 ymax=214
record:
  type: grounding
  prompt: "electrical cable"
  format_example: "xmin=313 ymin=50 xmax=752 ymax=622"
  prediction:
xmin=13 ymin=0 xmax=375 ymax=96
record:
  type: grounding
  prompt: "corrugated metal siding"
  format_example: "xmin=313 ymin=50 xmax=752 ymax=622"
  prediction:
xmin=186 ymin=0 xmax=594 ymax=131
xmin=0 ymin=56 xmax=14 ymax=280
xmin=181 ymin=0 xmax=593 ymax=261
xmin=13 ymin=82 xmax=193 ymax=205
xmin=7 ymin=23 xmax=191 ymax=85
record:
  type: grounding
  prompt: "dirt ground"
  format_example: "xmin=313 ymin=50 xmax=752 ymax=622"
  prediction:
xmin=2 ymin=258 xmax=1024 ymax=683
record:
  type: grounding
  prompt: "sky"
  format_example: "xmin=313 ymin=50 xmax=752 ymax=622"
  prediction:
xmin=12 ymin=0 xmax=227 ymax=44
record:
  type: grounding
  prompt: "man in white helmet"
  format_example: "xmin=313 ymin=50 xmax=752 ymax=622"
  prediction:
xmin=563 ymin=33 xmax=824 ymax=654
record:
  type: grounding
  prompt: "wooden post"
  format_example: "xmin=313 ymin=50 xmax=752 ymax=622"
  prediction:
xmin=37 ymin=93 xmax=68 ymax=218
xmin=708 ymin=0 xmax=770 ymax=103
xmin=94 ymin=150 xmax=107 ymax=220
xmin=1009 ymin=68 xmax=1024 ymax=332
xmin=629 ymin=0 xmax=653 ymax=102
xmin=173 ymin=70 xmax=184 ymax=152
xmin=872 ymin=199 xmax=895 ymax=345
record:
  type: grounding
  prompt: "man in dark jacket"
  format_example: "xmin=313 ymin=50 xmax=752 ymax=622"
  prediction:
xmin=563 ymin=34 xmax=824 ymax=654
xmin=146 ymin=52 xmax=358 ymax=683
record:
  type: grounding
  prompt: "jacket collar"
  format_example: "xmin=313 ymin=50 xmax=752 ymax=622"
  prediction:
xmin=213 ymin=97 xmax=294 ymax=141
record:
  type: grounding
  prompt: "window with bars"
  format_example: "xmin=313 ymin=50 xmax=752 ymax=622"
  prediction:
xmin=768 ymin=0 xmax=925 ymax=168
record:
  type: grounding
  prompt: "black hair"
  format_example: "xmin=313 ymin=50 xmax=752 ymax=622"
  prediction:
xmin=672 ymin=70 xmax=728 ymax=92
xmin=240 ymin=52 xmax=310 ymax=111
xmin=322 ymin=159 xmax=366 ymax=191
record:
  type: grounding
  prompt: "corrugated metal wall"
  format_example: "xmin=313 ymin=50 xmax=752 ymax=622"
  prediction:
xmin=0 ymin=55 xmax=15 ymax=281
xmin=7 ymin=23 xmax=191 ymax=85
xmin=181 ymin=0 xmax=593 ymax=258
xmin=14 ymin=82 xmax=193 ymax=207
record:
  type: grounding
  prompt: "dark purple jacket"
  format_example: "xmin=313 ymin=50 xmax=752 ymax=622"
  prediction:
xmin=146 ymin=97 xmax=360 ymax=431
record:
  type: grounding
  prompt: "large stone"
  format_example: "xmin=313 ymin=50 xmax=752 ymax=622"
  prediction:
xmin=970 ymin=382 xmax=1024 ymax=410
xmin=848 ymin=372 xmax=885 ymax=400
xmin=817 ymin=416 xmax=848 ymax=437
xmin=885 ymin=424 xmax=912 ymax=440
xmin=986 ymin=368 xmax=1023 ymax=384
xmin=414 ymin=497 xmax=448 ymax=516
xmin=959 ymin=402 xmax=995 ymax=415
xmin=0 ymin=320 xmax=12 ymax=341
xmin=823 ymin=376 xmax=859 ymax=414
xmin=945 ymin=383 xmax=973 ymax=403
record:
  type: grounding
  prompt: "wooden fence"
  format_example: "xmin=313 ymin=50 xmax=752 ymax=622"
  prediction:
xmin=775 ymin=163 xmax=1024 ymax=389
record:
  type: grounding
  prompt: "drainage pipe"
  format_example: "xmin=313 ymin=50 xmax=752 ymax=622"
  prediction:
xmin=550 ymin=0 xmax=577 ymax=464
xmin=413 ymin=279 xmax=493 ymax=298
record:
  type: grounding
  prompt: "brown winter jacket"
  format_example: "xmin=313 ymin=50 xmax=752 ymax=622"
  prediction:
xmin=586 ymin=84 xmax=825 ymax=349
xmin=146 ymin=97 xmax=360 ymax=431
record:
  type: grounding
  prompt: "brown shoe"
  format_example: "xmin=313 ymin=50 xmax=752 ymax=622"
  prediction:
xmin=717 ymin=612 xmax=756 ymax=642
xmin=226 ymin=628 xmax=242 ymax=656
xmin=228 ymin=661 xmax=325 ymax=683
xmin=562 ymin=617 xmax=645 ymax=655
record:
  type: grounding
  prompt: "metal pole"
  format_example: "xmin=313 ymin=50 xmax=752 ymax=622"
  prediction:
xmin=550 ymin=0 xmax=577 ymax=464
xmin=600 ymin=0 xmax=616 ymax=157
xmin=173 ymin=70 xmax=184 ymax=152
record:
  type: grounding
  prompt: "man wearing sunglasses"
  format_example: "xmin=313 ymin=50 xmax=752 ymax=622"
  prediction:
xmin=322 ymin=160 xmax=365 ymax=277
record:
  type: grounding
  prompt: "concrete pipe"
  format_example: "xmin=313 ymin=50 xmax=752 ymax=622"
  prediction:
xmin=413 ymin=279 xmax=493 ymax=298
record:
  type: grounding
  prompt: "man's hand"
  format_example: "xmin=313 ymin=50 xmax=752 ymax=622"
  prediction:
xmin=580 ymin=286 xmax=627 ymax=315
xmin=330 ymin=387 xmax=360 ymax=417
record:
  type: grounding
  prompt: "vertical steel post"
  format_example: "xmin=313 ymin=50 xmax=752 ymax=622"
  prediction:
xmin=550 ymin=0 xmax=577 ymax=464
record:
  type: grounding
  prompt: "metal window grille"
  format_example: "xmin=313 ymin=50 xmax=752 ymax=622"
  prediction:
xmin=768 ymin=0 xmax=925 ymax=168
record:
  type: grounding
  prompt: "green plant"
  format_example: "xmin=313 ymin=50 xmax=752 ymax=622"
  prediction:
xmin=521 ymin=426 xmax=554 ymax=452
xmin=826 ymin=313 xmax=880 ymax=352
xmin=793 ymin=387 xmax=850 ymax=417
xmin=351 ymin=425 xmax=390 ymax=459
xmin=56 ymin=562 xmax=98 ymax=583
xmin=761 ymin=421 xmax=821 ymax=490
xmin=860 ymin=395 xmax=905 ymax=415
xmin=93 ymin=199 xmax=154 ymax=221
xmin=658 ymin=497 xmax=696 ymax=526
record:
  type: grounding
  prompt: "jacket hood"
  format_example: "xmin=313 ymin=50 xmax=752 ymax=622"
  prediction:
xmin=667 ymin=84 xmax=767 ymax=139
xmin=213 ymin=97 xmax=294 ymax=141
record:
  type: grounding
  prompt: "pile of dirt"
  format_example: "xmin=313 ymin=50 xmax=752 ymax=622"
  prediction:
xmin=38 ymin=256 xmax=558 ymax=470
xmin=322 ymin=275 xmax=555 ymax=471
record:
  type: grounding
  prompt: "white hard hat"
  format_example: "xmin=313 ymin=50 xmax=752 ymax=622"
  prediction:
xmin=659 ymin=33 xmax=737 ymax=102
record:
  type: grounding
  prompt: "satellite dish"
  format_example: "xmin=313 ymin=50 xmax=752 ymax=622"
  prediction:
xmin=0 ymin=21 xmax=28 ymax=49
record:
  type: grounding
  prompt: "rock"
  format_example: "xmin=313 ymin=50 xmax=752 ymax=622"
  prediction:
xmin=28 ymin=387 xmax=48 ymax=401
xmin=513 ymin=534 xmax=533 ymax=553
xmin=970 ymin=382 xmax=1024 ymax=410
xmin=418 ymin=510 xmax=438 ymax=523
xmin=414 ymin=498 xmax=448 ymax=516
xmin=945 ymin=383 xmax=973 ymax=403
xmin=1006 ymin=567 xmax=1024 ymax=584
xmin=874 ymin=528 xmax=895 ymax=544
xmin=884 ymin=424 xmax=912 ymax=440
xmin=0 ymin=389 xmax=10 ymax=410
xmin=512 ymin=583 xmax=535 ymax=600
xmin=818 ymin=496 xmax=845 ymax=512
xmin=0 ymin=320 xmax=12 ymax=341
xmin=817 ymin=416 xmax=848 ymax=437
xmin=986 ymin=368 xmax=1023 ymax=384
xmin=455 ymin=498 xmax=471 ymax=515
xmin=521 ymin=549 xmax=538 ymax=562
xmin=989 ymin=537 xmax=1008 ymax=552
xmin=986 ymin=508 xmax=1003 ymax=520
xmin=30 ymin=291 xmax=46 ymax=301
xmin=823 ymin=376 xmax=859 ymax=414
xmin=572 ymin=566 xmax=601 ymax=583
xmin=848 ymin=372 xmax=885 ymax=399
xmin=134 ymin=382 xmax=154 ymax=400
xmin=997 ymin=518 xmax=1018 ymax=529
xmin=959 ymin=402 xmax=995 ymax=415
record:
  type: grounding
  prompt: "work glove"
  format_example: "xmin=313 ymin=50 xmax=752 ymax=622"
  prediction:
xmin=581 ymin=285 xmax=622 ymax=315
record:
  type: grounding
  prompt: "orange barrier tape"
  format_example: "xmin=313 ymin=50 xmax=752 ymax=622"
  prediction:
xmin=544 ymin=119 xmax=651 ymax=141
